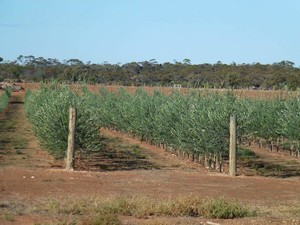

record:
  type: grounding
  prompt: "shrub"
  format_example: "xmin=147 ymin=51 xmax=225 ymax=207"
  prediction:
xmin=25 ymin=83 xmax=102 ymax=159
xmin=0 ymin=88 xmax=11 ymax=112
xmin=200 ymin=197 xmax=257 ymax=219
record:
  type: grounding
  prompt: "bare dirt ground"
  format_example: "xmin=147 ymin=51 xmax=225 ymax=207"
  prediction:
xmin=1 ymin=92 xmax=300 ymax=224
xmin=240 ymin=144 xmax=300 ymax=178
xmin=16 ymin=82 xmax=295 ymax=99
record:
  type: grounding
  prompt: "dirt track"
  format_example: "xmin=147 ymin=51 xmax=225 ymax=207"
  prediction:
xmin=1 ymin=92 xmax=300 ymax=224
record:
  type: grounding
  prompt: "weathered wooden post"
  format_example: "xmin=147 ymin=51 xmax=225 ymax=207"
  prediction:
xmin=229 ymin=114 xmax=237 ymax=176
xmin=66 ymin=107 xmax=77 ymax=171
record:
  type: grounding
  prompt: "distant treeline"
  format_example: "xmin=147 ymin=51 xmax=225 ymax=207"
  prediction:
xmin=1 ymin=55 xmax=300 ymax=89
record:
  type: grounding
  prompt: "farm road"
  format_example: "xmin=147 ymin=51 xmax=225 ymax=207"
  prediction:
xmin=0 ymin=92 xmax=54 ymax=168
xmin=0 ymin=92 xmax=300 ymax=224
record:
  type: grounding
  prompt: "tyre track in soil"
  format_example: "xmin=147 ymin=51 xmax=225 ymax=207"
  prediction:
xmin=0 ymin=92 xmax=54 ymax=168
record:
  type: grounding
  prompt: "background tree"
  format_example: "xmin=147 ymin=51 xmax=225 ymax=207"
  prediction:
xmin=0 ymin=55 xmax=300 ymax=90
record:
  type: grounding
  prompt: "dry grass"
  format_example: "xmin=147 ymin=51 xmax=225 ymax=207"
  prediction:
xmin=3 ymin=196 xmax=300 ymax=224
xmin=258 ymin=200 xmax=300 ymax=218
xmin=0 ymin=200 xmax=26 ymax=222
xmin=31 ymin=195 xmax=257 ymax=220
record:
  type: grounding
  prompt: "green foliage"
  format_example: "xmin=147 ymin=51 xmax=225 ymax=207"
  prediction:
xmin=278 ymin=96 xmax=300 ymax=141
xmin=84 ymin=87 xmax=300 ymax=155
xmin=240 ymin=93 xmax=300 ymax=143
xmin=25 ymin=84 xmax=101 ymax=159
xmin=1 ymin=55 xmax=300 ymax=89
xmin=24 ymin=84 xmax=300 ymax=159
xmin=237 ymin=147 xmax=257 ymax=160
xmin=84 ymin=88 xmax=253 ymax=156
xmin=243 ymin=98 xmax=284 ymax=139
xmin=0 ymin=88 xmax=11 ymax=112
xmin=200 ymin=197 xmax=257 ymax=219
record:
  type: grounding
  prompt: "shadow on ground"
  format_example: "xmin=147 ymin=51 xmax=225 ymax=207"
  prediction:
xmin=75 ymin=136 xmax=162 ymax=171
xmin=237 ymin=148 xmax=300 ymax=178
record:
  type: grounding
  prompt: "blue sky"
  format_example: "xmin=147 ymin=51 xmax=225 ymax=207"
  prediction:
xmin=1 ymin=0 xmax=300 ymax=65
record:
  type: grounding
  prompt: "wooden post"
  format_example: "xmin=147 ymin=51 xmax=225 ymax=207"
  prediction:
xmin=229 ymin=114 xmax=237 ymax=176
xmin=66 ymin=107 xmax=77 ymax=171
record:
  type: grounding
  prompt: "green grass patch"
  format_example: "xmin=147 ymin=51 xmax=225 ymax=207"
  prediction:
xmin=103 ymin=138 xmax=147 ymax=160
xmin=12 ymin=137 xmax=28 ymax=150
xmin=131 ymin=145 xmax=146 ymax=159
xmin=0 ymin=120 xmax=16 ymax=131
xmin=237 ymin=147 xmax=257 ymax=160
xmin=252 ymin=161 xmax=285 ymax=174
xmin=200 ymin=197 xmax=255 ymax=219
xmin=3 ymin=212 xmax=15 ymax=221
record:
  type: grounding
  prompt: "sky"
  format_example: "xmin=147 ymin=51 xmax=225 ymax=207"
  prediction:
xmin=1 ymin=0 xmax=300 ymax=66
